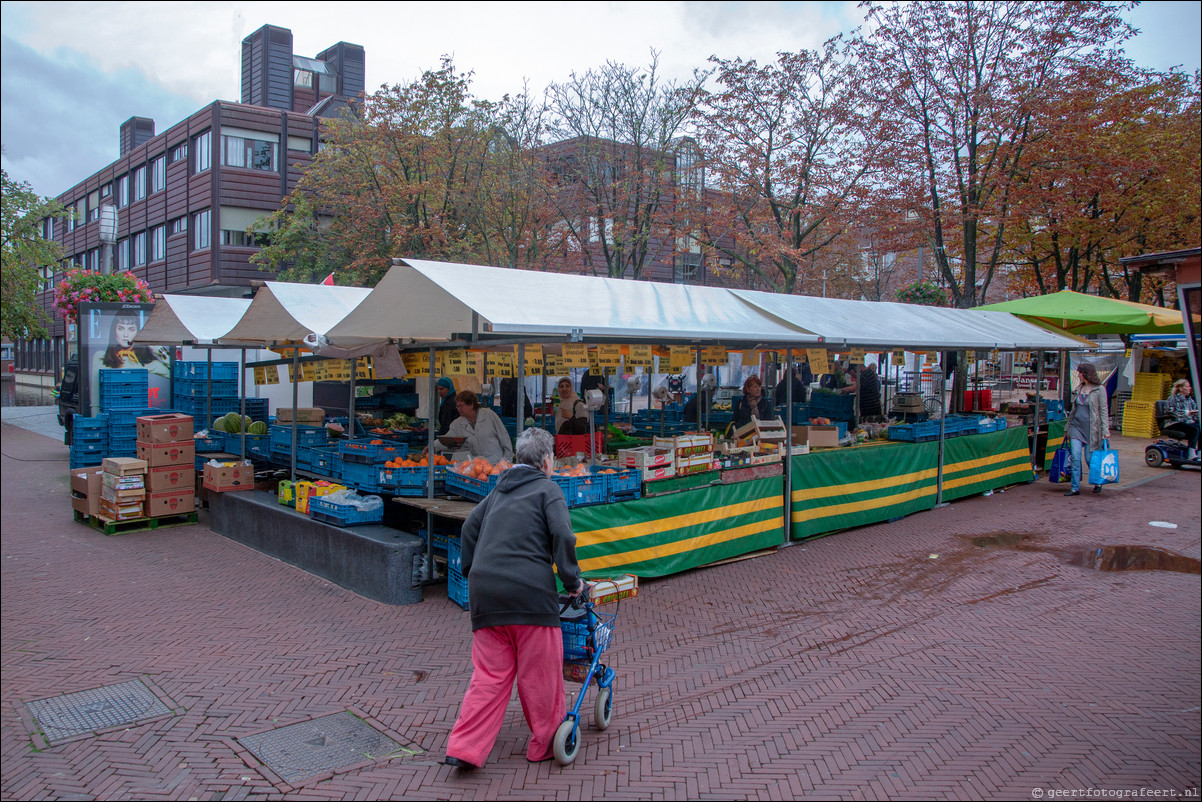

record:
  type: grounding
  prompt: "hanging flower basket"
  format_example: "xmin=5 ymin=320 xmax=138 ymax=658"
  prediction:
xmin=52 ymin=270 xmax=154 ymax=327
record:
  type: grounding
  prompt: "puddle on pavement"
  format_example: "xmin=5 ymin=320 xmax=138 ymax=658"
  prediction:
xmin=964 ymin=532 xmax=1201 ymax=575
xmin=1070 ymin=545 xmax=1201 ymax=574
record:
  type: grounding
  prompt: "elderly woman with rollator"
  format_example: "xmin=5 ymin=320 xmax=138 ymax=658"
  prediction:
xmin=444 ymin=427 xmax=585 ymax=770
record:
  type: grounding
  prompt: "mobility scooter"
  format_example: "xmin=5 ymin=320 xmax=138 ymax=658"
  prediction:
xmin=1144 ymin=400 xmax=1201 ymax=469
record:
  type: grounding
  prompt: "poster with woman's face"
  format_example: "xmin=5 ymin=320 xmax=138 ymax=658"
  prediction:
xmin=79 ymin=302 xmax=171 ymax=416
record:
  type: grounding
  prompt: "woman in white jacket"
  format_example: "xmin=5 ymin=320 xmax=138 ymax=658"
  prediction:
xmin=436 ymin=390 xmax=513 ymax=463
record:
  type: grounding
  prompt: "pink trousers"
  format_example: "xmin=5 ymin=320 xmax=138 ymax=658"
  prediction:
xmin=446 ymin=624 xmax=566 ymax=766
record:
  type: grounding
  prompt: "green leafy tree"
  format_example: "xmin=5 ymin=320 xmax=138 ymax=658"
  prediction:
xmin=2 ymin=166 xmax=68 ymax=340
xmin=894 ymin=280 xmax=948 ymax=307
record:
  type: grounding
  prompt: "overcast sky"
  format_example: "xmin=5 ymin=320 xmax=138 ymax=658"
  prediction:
xmin=3 ymin=0 xmax=1199 ymax=199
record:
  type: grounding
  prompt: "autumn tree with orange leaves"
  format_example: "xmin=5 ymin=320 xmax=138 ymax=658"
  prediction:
xmin=854 ymin=0 xmax=1136 ymax=309
xmin=694 ymin=39 xmax=883 ymax=295
xmin=1004 ymin=65 xmax=1200 ymax=303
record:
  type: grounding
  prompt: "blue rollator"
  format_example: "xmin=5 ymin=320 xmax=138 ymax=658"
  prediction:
xmin=554 ymin=584 xmax=617 ymax=765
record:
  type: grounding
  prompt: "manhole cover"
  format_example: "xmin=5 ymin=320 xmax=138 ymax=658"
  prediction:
xmin=26 ymin=680 xmax=174 ymax=744
xmin=238 ymin=712 xmax=410 ymax=784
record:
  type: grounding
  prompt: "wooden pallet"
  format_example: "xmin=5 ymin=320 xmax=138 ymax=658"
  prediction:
xmin=73 ymin=508 xmax=199 ymax=536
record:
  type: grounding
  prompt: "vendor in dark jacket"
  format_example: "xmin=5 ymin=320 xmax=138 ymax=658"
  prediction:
xmin=435 ymin=377 xmax=458 ymax=436
xmin=444 ymin=427 xmax=584 ymax=770
xmin=732 ymin=375 xmax=777 ymax=429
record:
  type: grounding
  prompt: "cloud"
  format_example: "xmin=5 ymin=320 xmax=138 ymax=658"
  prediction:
xmin=1 ymin=35 xmax=198 ymax=196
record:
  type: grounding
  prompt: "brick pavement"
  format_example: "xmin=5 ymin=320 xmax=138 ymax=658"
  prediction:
xmin=2 ymin=422 xmax=1199 ymax=800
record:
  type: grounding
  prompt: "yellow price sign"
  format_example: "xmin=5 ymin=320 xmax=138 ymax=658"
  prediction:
xmin=486 ymin=352 xmax=514 ymax=378
xmin=543 ymin=355 xmax=564 ymax=376
xmin=597 ymin=344 xmax=622 ymax=368
xmin=313 ymin=361 xmax=329 ymax=382
xmin=355 ymin=357 xmax=374 ymax=380
xmin=668 ymin=346 xmax=694 ymax=371
xmin=402 ymin=352 xmax=430 ymax=376
xmin=253 ymin=366 xmax=267 ymax=386
xmin=891 ymin=350 xmax=906 ymax=366
xmin=626 ymin=344 xmax=653 ymax=368
xmin=701 ymin=346 xmax=726 ymax=364
xmin=562 ymin=344 xmax=590 ymax=368
xmin=516 ymin=344 xmax=543 ymax=373
xmin=806 ymin=349 xmax=830 ymax=375
xmin=848 ymin=348 xmax=865 ymax=365
xmin=444 ymin=349 xmax=468 ymax=376
xmin=300 ymin=361 xmax=317 ymax=382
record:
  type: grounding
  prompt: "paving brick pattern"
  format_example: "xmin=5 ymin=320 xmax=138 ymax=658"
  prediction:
xmin=3 ymin=422 xmax=1198 ymax=800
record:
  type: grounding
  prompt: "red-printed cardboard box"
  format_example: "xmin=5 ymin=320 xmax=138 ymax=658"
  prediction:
xmin=137 ymin=440 xmax=195 ymax=468
xmin=202 ymin=462 xmax=254 ymax=492
xmin=618 ymin=446 xmax=673 ymax=469
xmin=136 ymin=413 xmax=194 ymax=444
xmin=147 ymin=465 xmax=195 ymax=493
xmin=146 ymin=489 xmax=195 ymax=517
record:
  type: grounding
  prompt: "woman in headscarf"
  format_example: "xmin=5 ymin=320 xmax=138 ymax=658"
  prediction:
xmin=435 ymin=377 xmax=458 ymax=436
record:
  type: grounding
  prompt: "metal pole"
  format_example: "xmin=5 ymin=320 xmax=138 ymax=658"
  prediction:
xmin=695 ymin=350 xmax=705 ymax=432
xmin=783 ymin=347 xmax=793 ymax=545
xmin=1030 ymin=349 xmax=1044 ymax=473
xmin=516 ymin=344 xmax=526 ymax=440
xmin=290 ymin=347 xmax=299 ymax=481
xmin=206 ymin=348 xmax=213 ymax=427
xmin=425 ymin=346 xmax=437 ymax=582
xmin=239 ymin=348 xmax=246 ymax=459
xmin=936 ymin=369 xmax=947 ymax=505
xmin=349 ymin=368 xmax=357 ymax=439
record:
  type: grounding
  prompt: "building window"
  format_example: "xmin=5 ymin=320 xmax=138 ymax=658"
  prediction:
xmin=170 ymin=142 xmax=188 ymax=164
xmin=100 ymin=183 xmax=112 ymax=199
xmin=68 ymin=208 xmax=76 ymax=232
xmin=133 ymin=166 xmax=147 ymax=201
xmin=195 ymin=131 xmax=211 ymax=173
xmin=116 ymin=238 xmax=129 ymax=270
xmin=151 ymin=156 xmax=166 ymax=194
xmin=169 ymin=217 xmax=188 ymax=236
xmin=133 ymin=232 xmax=147 ymax=266
xmin=118 ymin=175 xmax=129 ymax=207
xmin=151 ymin=225 xmax=166 ymax=261
xmin=193 ymin=209 xmax=211 ymax=250
xmin=221 ymin=135 xmax=277 ymax=172
xmin=88 ymin=190 xmax=100 ymax=222
xmin=220 ymin=230 xmax=270 ymax=247
xmin=42 ymin=217 xmax=55 ymax=240
xmin=87 ymin=249 xmax=99 ymax=271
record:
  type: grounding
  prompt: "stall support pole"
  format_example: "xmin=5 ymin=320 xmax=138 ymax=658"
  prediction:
xmin=239 ymin=348 xmax=246 ymax=459
xmin=425 ymin=346 xmax=437 ymax=582
xmin=289 ymin=347 xmax=300 ymax=481
xmin=695 ymin=351 xmax=706 ymax=432
xmin=783 ymin=347 xmax=793 ymax=545
xmin=516 ymin=345 xmax=526 ymax=440
xmin=349 ymin=370 xmax=357 ymax=437
xmin=936 ymin=370 xmax=948 ymax=505
xmin=1030 ymin=349 xmax=1044 ymax=471
xmin=206 ymin=348 xmax=213 ymax=426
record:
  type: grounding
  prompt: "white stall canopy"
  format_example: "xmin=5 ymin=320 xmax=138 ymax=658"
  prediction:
xmin=221 ymin=283 xmax=373 ymax=346
xmin=325 ymin=259 xmax=823 ymax=345
xmin=133 ymin=295 xmax=252 ymax=345
xmin=733 ymin=290 xmax=1091 ymax=351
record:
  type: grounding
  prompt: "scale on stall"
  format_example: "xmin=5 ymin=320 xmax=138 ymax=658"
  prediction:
xmin=583 ymin=388 xmax=606 ymax=465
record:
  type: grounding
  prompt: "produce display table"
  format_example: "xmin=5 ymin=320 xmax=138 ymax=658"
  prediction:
xmin=207 ymin=490 xmax=424 ymax=605
xmin=391 ymin=495 xmax=478 ymax=522
xmin=789 ymin=426 xmax=1036 ymax=540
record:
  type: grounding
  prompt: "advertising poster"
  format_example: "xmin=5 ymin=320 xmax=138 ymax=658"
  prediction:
xmin=79 ymin=302 xmax=170 ymax=417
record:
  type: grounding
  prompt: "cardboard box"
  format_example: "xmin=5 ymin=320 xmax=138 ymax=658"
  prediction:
xmin=69 ymin=466 xmax=105 ymax=517
xmin=146 ymin=489 xmax=195 ymax=517
xmin=202 ymin=462 xmax=254 ymax=492
xmin=102 ymin=456 xmax=148 ymax=476
xmin=101 ymin=485 xmax=146 ymax=503
xmin=654 ymin=433 xmax=714 ymax=457
xmin=136 ymin=413 xmax=194 ymax=444
xmin=588 ymin=575 xmax=639 ymax=606
xmin=275 ymin=407 xmax=324 ymax=425
xmin=618 ymin=446 xmax=673 ymax=469
xmin=793 ymin=425 xmax=840 ymax=449
xmin=676 ymin=453 xmax=714 ymax=475
xmin=137 ymin=440 xmax=195 ymax=468
xmin=295 ymin=480 xmax=346 ymax=514
xmin=102 ymin=471 xmax=145 ymax=490
xmin=635 ymin=463 xmax=675 ymax=482
xmin=98 ymin=497 xmax=145 ymax=522
xmin=147 ymin=465 xmax=195 ymax=493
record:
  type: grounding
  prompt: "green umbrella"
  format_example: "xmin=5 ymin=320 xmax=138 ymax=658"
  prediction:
xmin=976 ymin=290 xmax=1191 ymax=335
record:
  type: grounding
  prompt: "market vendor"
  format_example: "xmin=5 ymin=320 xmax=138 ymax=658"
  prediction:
xmin=435 ymin=377 xmax=459 ymax=436
xmin=556 ymin=377 xmax=591 ymax=435
xmin=732 ymin=375 xmax=777 ymax=429
xmin=841 ymin=363 xmax=883 ymax=418
xmin=434 ymin=390 xmax=514 ymax=463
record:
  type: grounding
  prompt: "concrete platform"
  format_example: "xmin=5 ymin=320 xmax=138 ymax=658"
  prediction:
xmin=207 ymin=489 xmax=424 ymax=605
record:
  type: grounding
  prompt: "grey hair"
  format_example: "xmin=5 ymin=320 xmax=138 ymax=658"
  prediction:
xmin=514 ymin=427 xmax=555 ymax=468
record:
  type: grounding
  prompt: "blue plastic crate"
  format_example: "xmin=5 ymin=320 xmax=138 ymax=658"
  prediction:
xmin=70 ymin=441 xmax=108 ymax=456
xmin=605 ymin=467 xmax=642 ymax=502
xmin=108 ymin=435 xmax=137 ymax=453
xmin=192 ymin=434 xmax=225 ymax=453
xmin=308 ymin=495 xmax=384 ymax=527
xmin=379 ymin=464 xmax=447 ymax=496
xmin=888 ymin=421 xmax=942 ymax=442
xmin=561 ymin=610 xmax=614 ymax=660
xmin=70 ymin=428 xmax=108 ymax=446
xmin=174 ymin=379 xmax=238 ymax=398
xmin=1043 ymin=399 xmax=1065 ymax=413
xmin=808 ymin=391 xmax=857 ymax=421
xmin=550 ymin=471 xmax=609 ymax=508
xmin=447 ymin=540 xmax=469 ymax=609
xmin=335 ymin=459 xmax=385 ymax=492
xmin=175 ymin=397 xmax=245 ymax=418
xmin=269 ymin=424 xmax=328 ymax=452
xmin=297 ymin=443 xmax=337 ymax=473
xmin=100 ymin=390 xmax=148 ymax=409
xmin=105 ymin=408 xmax=152 ymax=428
xmin=337 ymin=439 xmax=408 ymax=464
xmin=173 ymin=361 xmax=238 ymax=381
xmin=97 ymin=368 xmax=149 ymax=386
xmin=72 ymin=413 xmax=110 ymax=431
xmin=444 ymin=469 xmax=499 ymax=502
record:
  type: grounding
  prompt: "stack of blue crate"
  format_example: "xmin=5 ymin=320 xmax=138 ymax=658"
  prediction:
xmin=171 ymin=361 xmax=267 ymax=427
xmin=97 ymin=369 xmax=150 ymax=458
xmin=69 ymin=414 xmax=109 ymax=469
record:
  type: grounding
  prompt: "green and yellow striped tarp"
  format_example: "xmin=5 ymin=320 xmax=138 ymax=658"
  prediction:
xmin=570 ymin=476 xmax=785 ymax=578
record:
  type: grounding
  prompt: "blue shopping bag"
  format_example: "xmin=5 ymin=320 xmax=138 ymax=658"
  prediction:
xmin=1048 ymin=440 xmax=1071 ymax=484
xmin=1088 ymin=439 xmax=1120 ymax=485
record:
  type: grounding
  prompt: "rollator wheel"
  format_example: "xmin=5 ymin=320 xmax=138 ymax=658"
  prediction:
xmin=553 ymin=719 xmax=579 ymax=765
xmin=594 ymin=687 xmax=612 ymax=731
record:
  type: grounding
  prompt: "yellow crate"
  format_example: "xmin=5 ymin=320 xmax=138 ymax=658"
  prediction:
xmin=278 ymin=479 xmax=295 ymax=506
xmin=296 ymin=481 xmax=345 ymax=514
